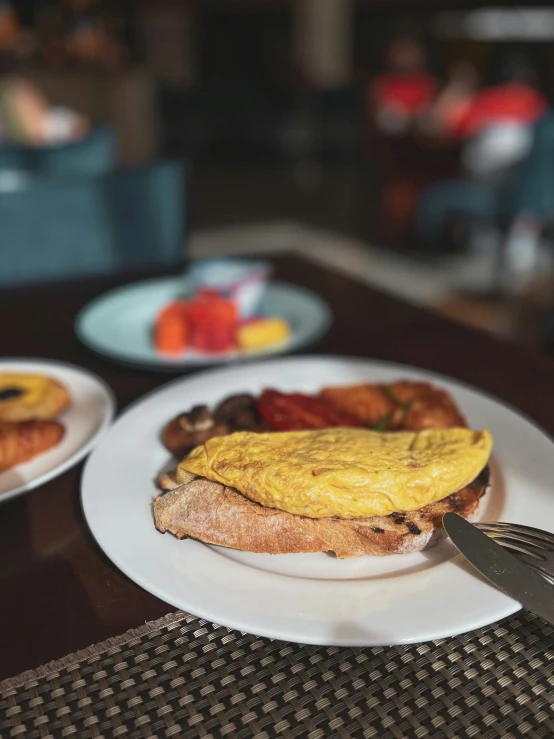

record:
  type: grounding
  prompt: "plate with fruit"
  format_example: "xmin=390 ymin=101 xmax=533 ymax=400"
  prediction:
xmin=75 ymin=260 xmax=331 ymax=370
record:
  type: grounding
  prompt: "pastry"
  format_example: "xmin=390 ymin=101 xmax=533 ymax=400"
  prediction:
xmin=0 ymin=420 xmax=65 ymax=472
xmin=0 ymin=373 xmax=71 ymax=422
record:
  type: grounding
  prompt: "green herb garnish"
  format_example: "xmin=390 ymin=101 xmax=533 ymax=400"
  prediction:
xmin=396 ymin=400 xmax=414 ymax=425
xmin=379 ymin=385 xmax=411 ymax=410
xmin=369 ymin=412 xmax=393 ymax=431
xmin=379 ymin=386 xmax=414 ymax=425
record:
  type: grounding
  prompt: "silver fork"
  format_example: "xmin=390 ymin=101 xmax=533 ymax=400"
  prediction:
xmin=476 ymin=522 xmax=554 ymax=585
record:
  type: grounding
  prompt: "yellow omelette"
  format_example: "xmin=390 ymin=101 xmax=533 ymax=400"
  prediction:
xmin=178 ymin=427 xmax=493 ymax=519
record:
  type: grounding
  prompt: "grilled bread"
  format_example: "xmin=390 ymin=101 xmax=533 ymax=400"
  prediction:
xmin=153 ymin=467 xmax=489 ymax=558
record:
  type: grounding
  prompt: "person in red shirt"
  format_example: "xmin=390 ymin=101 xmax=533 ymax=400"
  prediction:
xmin=417 ymin=52 xmax=554 ymax=297
xmin=435 ymin=52 xmax=547 ymax=142
xmin=422 ymin=60 xmax=479 ymax=138
xmin=452 ymin=89 xmax=545 ymax=142
xmin=370 ymin=36 xmax=437 ymax=134
xmin=462 ymin=54 xmax=549 ymax=288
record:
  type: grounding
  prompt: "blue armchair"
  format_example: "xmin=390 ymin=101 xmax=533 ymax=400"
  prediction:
xmin=0 ymin=160 xmax=185 ymax=286
xmin=0 ymin=126 xmax=116 ymax=177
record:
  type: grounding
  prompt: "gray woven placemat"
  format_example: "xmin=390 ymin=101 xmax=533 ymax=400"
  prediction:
xmin=1 ymin=610 xmax=553 ymax=739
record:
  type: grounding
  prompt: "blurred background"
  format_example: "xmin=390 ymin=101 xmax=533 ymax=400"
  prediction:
xmin=4 ymin=0 xmax=554 ymax=351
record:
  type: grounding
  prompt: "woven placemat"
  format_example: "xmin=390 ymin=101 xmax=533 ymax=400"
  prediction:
xmin=1 ymin=610 xmax=553 ymax=739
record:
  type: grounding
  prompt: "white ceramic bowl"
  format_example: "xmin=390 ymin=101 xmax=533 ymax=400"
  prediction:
xmin=188 ymin=258 xmax=270 ymax=318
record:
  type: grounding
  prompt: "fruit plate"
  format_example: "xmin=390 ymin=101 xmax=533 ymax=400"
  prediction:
xmin=75 ymin=278 xmax=331 ymax=369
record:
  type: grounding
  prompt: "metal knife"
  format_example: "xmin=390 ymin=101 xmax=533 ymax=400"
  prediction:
xmin=443 ymin=512 xmax=554 ymax=626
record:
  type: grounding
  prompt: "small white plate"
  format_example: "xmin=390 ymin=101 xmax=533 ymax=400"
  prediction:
xmin=82 ymin=356 xmax=554 ymax=646
xmin=0 ymin=359 xmax=115 ymax=503
xmin=75 ymin=277 xmax=332 ymax=369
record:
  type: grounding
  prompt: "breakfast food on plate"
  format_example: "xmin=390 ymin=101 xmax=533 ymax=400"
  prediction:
xmin=237 ymin=318 xmax=290 ymax=351
xmin=154 ymin=379 xmax=493 ymax=557
xmin=256 ymin=390 xmax=363 ymax=431
xmin=186 ymin=291 xmax=238 ymax=353
xmin=0 ymin=420 xmax=65 ymax=472
xmin=0 ymin=373 xmax=71 ymax=422
xmin=154 ymin=467 xmax=489 ymax=558
xmin=155 ymin=302 xmax=189 ymax=356
xmin=154 ymin=289 xmax=290 ymax=357
xmin=0 ymin=372 xmax=70 ymax=474
xmin=155 ymin=291 xmax=238 ymax=355
xmin=162 ymin=394 xmax=263 ymax=458
xmin=180 ymin=427 xmax=492 ymax=519
xmin=319 ymin=381 xmax=466 ymax=430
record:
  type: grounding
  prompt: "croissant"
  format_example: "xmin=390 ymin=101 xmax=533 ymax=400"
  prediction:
xmin=0 ymin=421 xmax=65 ymax=472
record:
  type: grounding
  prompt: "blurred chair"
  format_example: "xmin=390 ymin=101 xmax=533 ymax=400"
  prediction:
xmin=0 ymin=160 xmax=185 ymax=286
xmin=417 ymin=119 xmax=542 ymax=252
xmin=417 ymin=179 xmax=502 ymax=247
xmin=508 ymin=112 xmax=554 ymax=226
xmin=0 ymin=127 xmax=116 ymax=177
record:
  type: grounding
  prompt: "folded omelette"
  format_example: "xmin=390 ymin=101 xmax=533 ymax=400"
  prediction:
xmin=178 ymin=427 xmax=493 ymax=519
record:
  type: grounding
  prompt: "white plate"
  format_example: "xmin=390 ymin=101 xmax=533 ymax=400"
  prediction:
xmin=1 ymin=359 xmax=115 ymax=503
xmin=75 ymin=277 xmax=332 ymax=369
xmin=82 ymin=356 xmax=554 ymax=646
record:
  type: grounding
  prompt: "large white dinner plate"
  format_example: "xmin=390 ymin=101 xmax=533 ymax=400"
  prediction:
xmin=0 ymin=359 xmax=115 ymax=504
xmin=75 ymin=277 xmax=331 ymax=369
xmin=82 ymin=356 xmax=554 ymax=646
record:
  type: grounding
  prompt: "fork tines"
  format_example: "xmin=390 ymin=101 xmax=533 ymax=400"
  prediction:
xmin=477 ymin=522 xmax=554 ymax=548
xmin=475 ymin=521 xmax=554 ymax=584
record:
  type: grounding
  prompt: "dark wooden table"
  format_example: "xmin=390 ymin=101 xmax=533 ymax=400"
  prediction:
xmin=2 ymin=254 xmax=554 ymax=683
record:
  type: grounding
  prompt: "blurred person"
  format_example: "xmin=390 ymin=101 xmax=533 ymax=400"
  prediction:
xmin=422 ymin=60 xmax=479 ymax=138
xmin=449 ymin=52 xmax=547 ymax=141
xmin=418 ymin=52 xmax=549 ymax=274
xmin=503 ymin=111 xmax=554 ymax=287
xmin=39 ymin=0 xmax=125 ymax=70
xmin=369 ymin=35 xmax=437 ymax=135
xmin=0 ymin=76 xmax=89 ymax=145
xmin=463 ymin=53 xmax=548 ymax=285
xmin=425 ymin=52 xmax=546 ymax=184
xmin=64 ymin=16 xmax=121 ymax=69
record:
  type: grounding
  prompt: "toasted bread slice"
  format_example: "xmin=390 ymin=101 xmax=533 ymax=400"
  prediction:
xmin=153 ymin=467 xmax=489 ymax=558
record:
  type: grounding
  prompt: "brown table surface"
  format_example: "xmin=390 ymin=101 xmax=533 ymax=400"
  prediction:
xmin=1 ymin=254 xmax=554 ymax=683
